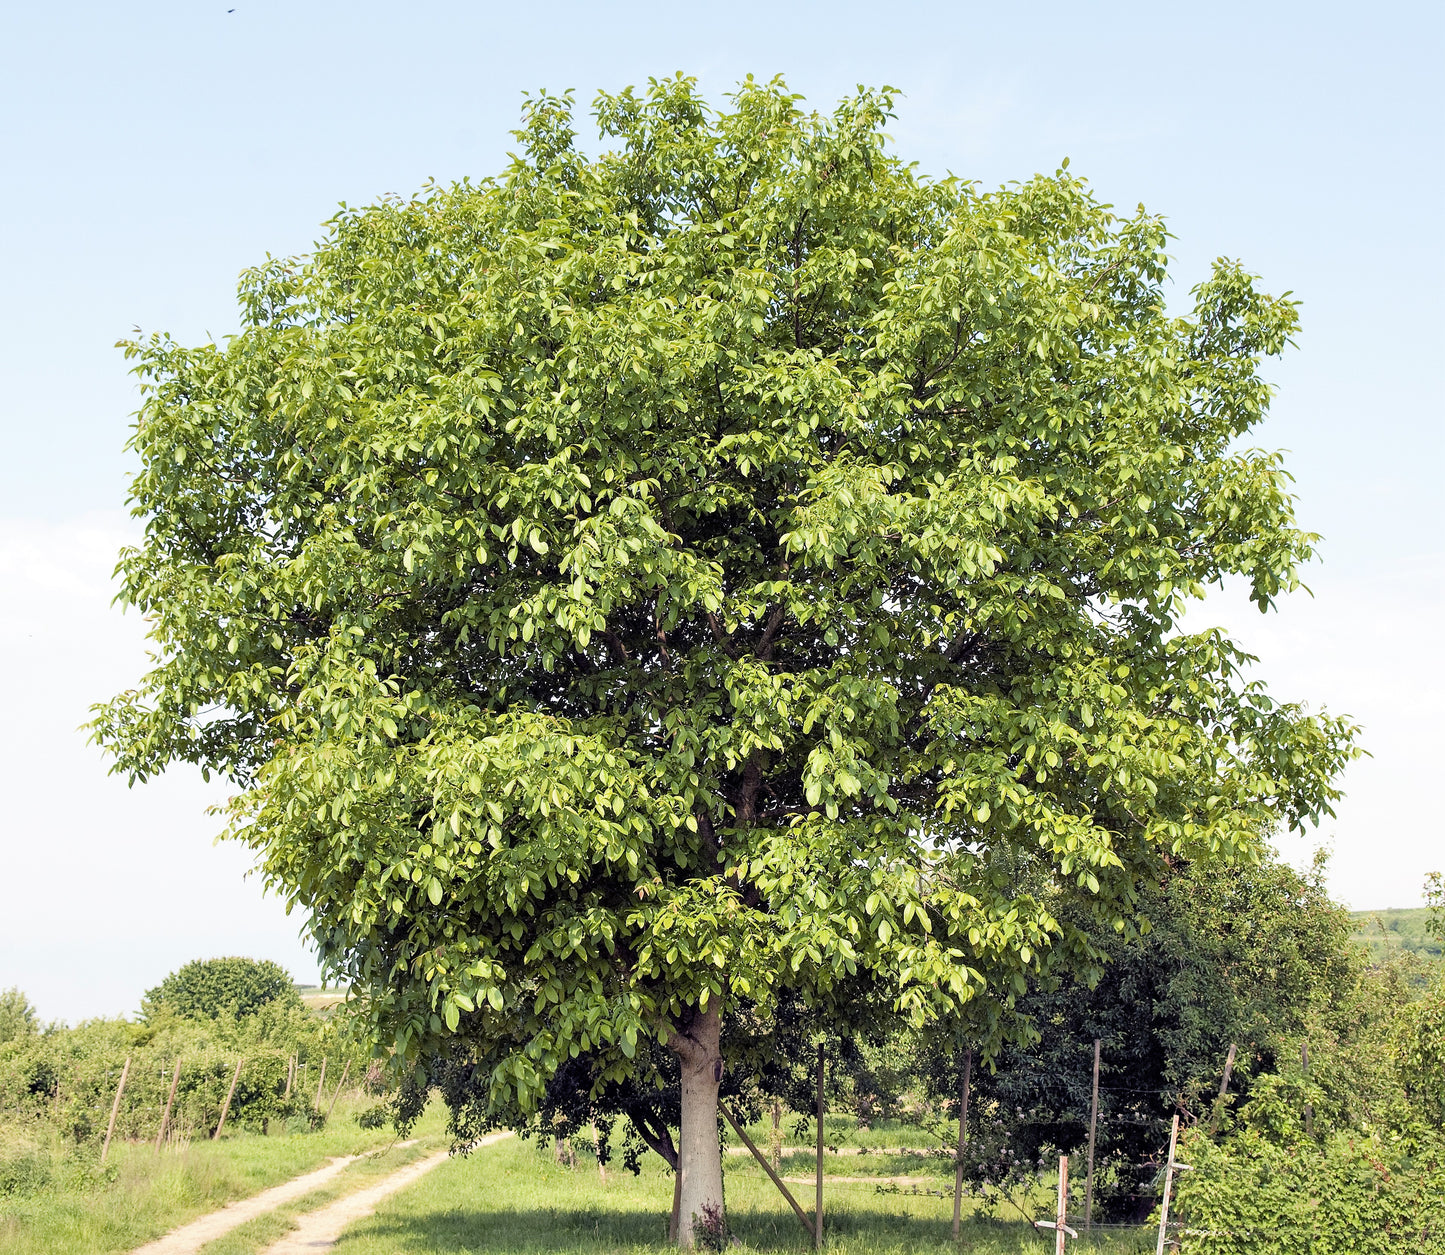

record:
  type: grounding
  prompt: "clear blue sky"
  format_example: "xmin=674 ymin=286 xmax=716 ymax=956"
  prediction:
xmin=1 ymin=0 xmax=1440 ymax=1021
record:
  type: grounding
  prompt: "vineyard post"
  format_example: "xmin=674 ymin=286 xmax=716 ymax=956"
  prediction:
xmin=213 ymin=1058 xmax=243 ymax=1139
xmin=1210 ymin=1043 xmax=1237 ymax=1134
xmin=1085 ymin=1038 xmax=1100 ymax=1230
xmin=952 ymin=1047 xmax=973 ymax=1240
xmin=1301 ymin=1042 xmax=1314 ymax=1135
xmin=100 ymin=1056 xmax=132 ymax=1165
xmin=324 ymin=1060 xmax=351 ymax=1122
xmin=590 ymin=1120 xmax=606 ymax=1183
xmin=1055 ymin=1154 xmax=1069 ymax=1255
xmin=815 ymin=1042 xmax=825 ymax=1252
xmin=1154 ymin=1114 xmax=1180 ymax=1255
xmin=155 ymin=1057 xmax=182 ymax=1151
xmin=314 ymin=1056 xmax=327 ymax=1109
xmin=669 ymin=1160 xmax=682 ymax=1243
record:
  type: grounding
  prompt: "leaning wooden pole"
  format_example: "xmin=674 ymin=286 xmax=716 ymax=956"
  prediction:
xmin=213 ymin=1058 xmax=244 ymax=1140
xmin=1210 ymin=1042 xmax=1237 ymax=1134
xmin=324 ymin=1060 xmax=351 ymax=1123
xmin=1085 ymin=1037 xmax=1101 ymax=1229
xmin=721 ymin=1103 xmax=814 ymax=1237
xmin=1155 ymin=1114 xmax=1180 ymax=1255
xmin=952 ymin=1048 xmax=973 ymax=1239
xmin=313 ymin=1056 xmax=328 ymax=1110
xmin=155 ymin=1057 xmax=182 ymax=1151
xmin=100 ymin=1056 xmax=132 ymax=1165
xmin=815 ymin=1043 xmax=825 ymax=1252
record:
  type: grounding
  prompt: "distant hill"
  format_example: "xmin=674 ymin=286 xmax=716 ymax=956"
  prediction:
xmin=1350 ymin=907 xmax=1443 ymax=962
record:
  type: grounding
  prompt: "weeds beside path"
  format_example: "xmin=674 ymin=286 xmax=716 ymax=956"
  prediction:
xmin=0 ymin=1098 xmax=447 ymax=1255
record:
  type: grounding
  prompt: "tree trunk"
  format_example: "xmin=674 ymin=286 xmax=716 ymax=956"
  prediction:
xmin=669 ymin=1002 xmax=725 ymax=1249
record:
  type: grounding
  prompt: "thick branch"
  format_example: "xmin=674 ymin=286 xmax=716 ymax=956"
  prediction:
xmin=625 ymin=1099 xmax=679 ymax=1170
xmin=706 ymin=611 xmax=741 ymax=660
xmin=736 ymin=753 xmax=764 ymax=826
xmin=756 ymin=603 xmax=787 ymax=661
xmin=601 ymin=628 xmax=631 ymax=663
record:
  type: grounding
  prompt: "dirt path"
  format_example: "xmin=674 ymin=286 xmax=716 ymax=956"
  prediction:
xmin=129 ymin=1154 xmax=368 ymax=1255
xmin=258 ymin=1131 xmax=511 ymax=1254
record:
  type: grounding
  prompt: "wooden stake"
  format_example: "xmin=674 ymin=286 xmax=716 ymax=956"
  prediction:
xmin=770 ymin=1098 xmax=783 ymax=1174
xmin=721 ymin=1103 xmax=813 ymax=1237
xmin=214 ymin=1058 xmax=244 ymax=1140
xmin=1210 ymin=1042 xmax=1237 ymax=1134
xmin=815 ymin=1043 xmax=825 ymax=1252
xmin=155 ymin=1058 xmax=182 ymax=1152
xmin=324 ymin=1060 xmax=351 ymax=1122
xmin=1085 ymin=1038 xmax=1100 ymax=1230
xmin=314 ymin=1056 xmax=328 ymax=1109
xmin=669 ymin=1159 xmax=682 ymax=1244
xmin=1055 ymin=1154 xmax=1069 ymax=1255
xmin=1301 ymin=1042 xmax=1314 ymax=1135
xmin=1155 ymin=1114 xmax=1179 ymax=1255
xmin=590 ymin=1120 xmax=606 ymax=1183
xmin=283 ymin=1054 xmax=294 ymax=1101
xmin=952 ymin=1048 xmax=973 ymax=1240
xmin=100 ymin=1056 xmax=131 ymax=1165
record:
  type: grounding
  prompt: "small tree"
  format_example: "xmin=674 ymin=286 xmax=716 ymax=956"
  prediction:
xmin=0 ymin=988 xmax=39 ymax=1044
xmin=95 ymin=77 xmax=1354 ymax=1242
xmin=913 ymin=850 xmax=1358 ymax=1219
xmin=141 ymin=957 xmax=299 ymax=1022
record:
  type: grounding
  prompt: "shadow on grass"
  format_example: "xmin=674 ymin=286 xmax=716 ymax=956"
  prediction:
xmin=350 ymin=1205 xmax=670 ymax=1253
xmin=346 ymin=1204 xmax=1149 ymax=1254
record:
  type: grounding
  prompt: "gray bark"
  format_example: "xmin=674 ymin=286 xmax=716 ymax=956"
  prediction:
xmin=669 ymin=1002 xmax=724 ymax=1249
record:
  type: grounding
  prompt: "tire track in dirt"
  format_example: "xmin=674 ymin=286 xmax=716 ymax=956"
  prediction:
xmin=258 ymin=1131 xmax=511 ymax=1253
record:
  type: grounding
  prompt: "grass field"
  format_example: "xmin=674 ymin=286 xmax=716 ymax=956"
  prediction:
xmin=329 ymin=1133 xmax=1153 ymax=1255
xmin=0 ymin=1095 xmax=448 ymax=1255
xmin=1 ymin=1105 xmax=1153 ymax=1255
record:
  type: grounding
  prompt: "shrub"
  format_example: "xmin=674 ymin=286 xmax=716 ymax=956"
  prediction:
xmin=141 ymin=958 xmax=300 ymax=1022
xmin=1175 ymin=1128 xmax=1445 ymax=1254
xmin=0 ymin=1132 xmax=50 ymax=1198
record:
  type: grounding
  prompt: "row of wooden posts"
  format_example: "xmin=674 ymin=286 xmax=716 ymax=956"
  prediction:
xmin=99 ymin=1035 xmax=1238 ymax=1248
xmin=964 ymin=1038 xmax=1234 ymax=1253
xmin=98 ymin=1054 xmax=353 ymax=1164
xmin=720 ymin=1038 xmax=1238 ymax=1251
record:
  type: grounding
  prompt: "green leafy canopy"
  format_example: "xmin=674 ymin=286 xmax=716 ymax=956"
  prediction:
xmin=141 ymin=956 xmax=300 ymax=1022
xmin=93 ymin=76 xmax=1356 ymax=1107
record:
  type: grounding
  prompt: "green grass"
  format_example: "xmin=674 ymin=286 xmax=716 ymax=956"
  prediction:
xmin=329 ymin=1134 xmax=1151 ymax=1255
xmin=0 ymin=1095 xmax=447 ymax=1255
xmin=770 ymin=1150 xmax=953 ymax=1179
xmin=729 ymin=1116 xmax=948 ymax=1153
